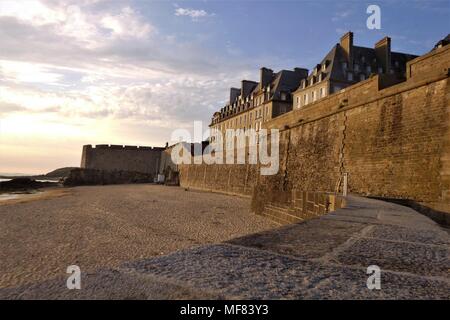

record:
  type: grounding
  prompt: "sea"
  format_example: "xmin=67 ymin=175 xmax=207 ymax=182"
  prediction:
xmin=0 ymin=178 xmax=57 ymax=183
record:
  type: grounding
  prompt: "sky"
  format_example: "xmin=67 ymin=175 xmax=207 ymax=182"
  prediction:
xmin=0 ymin=0 xmax=449 ymax=174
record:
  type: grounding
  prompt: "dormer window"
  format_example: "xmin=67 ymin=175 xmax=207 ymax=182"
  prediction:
xmin=280 ymin=92 xmax=287 ymax=101
xmin=347 ymin=72 xmax=353 ymax=81
xmin=322 ymin=63 xmax=327 ymax=71
xmin=301 ymin=79 xmax=306 ymax=89
xmin=309 ymin=77 xmax=314 ymax=86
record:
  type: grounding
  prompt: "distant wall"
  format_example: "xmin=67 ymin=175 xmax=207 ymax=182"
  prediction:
xmin=179 ymin=45 xmax=450 ymax=224
xmin=81 ymin=144 xmax=163 ymax=176
xmin=64 ymin=168 xmax=154 ymax=186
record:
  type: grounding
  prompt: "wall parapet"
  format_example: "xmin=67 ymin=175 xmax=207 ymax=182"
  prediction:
xmin=84 ymin=144 xmax=163 ymax=151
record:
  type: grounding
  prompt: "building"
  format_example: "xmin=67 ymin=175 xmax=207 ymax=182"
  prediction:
xmin=210 ymin=67 xmax=308 ymax=139
xmin=292 ymin=31 xmax=418 ymax=109
xmin=432 ymin=34 xmax=450 ymax=50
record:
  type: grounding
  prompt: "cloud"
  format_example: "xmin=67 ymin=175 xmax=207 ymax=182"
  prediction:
xmin=0 ymin=0 xmax=260 ymax=172
xmin=331 ymin=9 xmax=353 ymax=22
xmin=174 ymin=7 xmax=213 ymax=21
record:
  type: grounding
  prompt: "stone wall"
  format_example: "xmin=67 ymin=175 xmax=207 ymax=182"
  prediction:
xmin=180 ymin=45 xmax=450 ymax=223
xmin=81 ymin=144 xmax=163 ymax=178
xmin=179 ymin=162 xmax=259 ymax=197
xmin=63 ymin=168 xmax=154 ymax=186
xmin=258 ymin=190 xmax=346 ymax=225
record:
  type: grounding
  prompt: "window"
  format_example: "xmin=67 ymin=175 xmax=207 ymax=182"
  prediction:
xmin=366 ymin=65 xmax=371 ymax=73
xmin=281 ymin=92 xmax=287 ymax=101
xmin=322 ymin=63 xmax=327 ymax=71
xmin=319 ymin=87 xmax=324 ymax=98
xmin=360 ymin=74 xmax=365 ymax=81
xmin=310 ymin=77 xmax=314 ymax=86
xmin=342 ymin=62 xmax=347 ymax=70
xmin=303 ymin=94 xmax=308 ymax=105
xmin=354 ymin=63 xmax=359 ymax=72
xmin=311 ymin=91 xmax=316 ymax=102
xmin=333 ymin=85 xmax=343 ymax=93
xmin=296 ymin=96 xmax=300 ymax=107
xmin=347 ymin=72 xmax=353 ymax=81
xmin=378 ymin=67 xmax=383 ymax=73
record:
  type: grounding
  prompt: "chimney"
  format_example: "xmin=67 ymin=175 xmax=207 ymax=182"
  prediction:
xmin=294 ymin=67 xmax=308 ymax=78
xmin=260 ymin=67 xmax=274 ymax=88
xmin=375 ymin=36 xmax=391 ymax=73
xmin=340 ymin=31 xmax=353 ymax=67
xmin=241 ymin=80 xmax=256 ymax=98
xmin=229 ymin=87 xmax=240 ymax=104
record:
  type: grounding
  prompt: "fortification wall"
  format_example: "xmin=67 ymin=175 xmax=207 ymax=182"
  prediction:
xmin=179 ymin=45 xmax=450 ymax=223
xmin=179 ymin=162 xmax=259 ymax=197
xmin=81 ymin=144 xmax=163 ymax=176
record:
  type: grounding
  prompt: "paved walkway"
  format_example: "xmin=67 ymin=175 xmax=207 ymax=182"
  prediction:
xmin=1 ymin=196 xmax=449 ymax=299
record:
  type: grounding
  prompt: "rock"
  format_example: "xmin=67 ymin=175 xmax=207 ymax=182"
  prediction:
xmin=0 ymin=178 xmax=57 ymax=192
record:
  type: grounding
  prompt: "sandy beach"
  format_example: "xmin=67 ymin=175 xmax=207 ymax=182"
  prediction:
xmin=0 ymin=184 xmax=275 ymax=289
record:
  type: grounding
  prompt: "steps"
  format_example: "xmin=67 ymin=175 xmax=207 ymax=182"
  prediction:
xmin=260 ymin=203 xmax=303 ymax=225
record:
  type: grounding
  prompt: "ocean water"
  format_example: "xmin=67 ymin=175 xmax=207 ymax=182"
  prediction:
xmin=0 ymin=193 xmax=20 ymax=201
xmin=0 ymin=190 xmax=41 ymax=202
xmin=0 ymin=178 xmax=57 ymax=183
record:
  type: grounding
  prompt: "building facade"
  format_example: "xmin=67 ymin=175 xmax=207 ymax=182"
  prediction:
xmin=292 ymin=31 xmax=418 ymax=109
xmin=210 ymin=67 xmax=308 ymax=140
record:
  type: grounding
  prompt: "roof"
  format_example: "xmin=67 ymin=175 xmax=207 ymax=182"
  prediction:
xmin=296 ymin=43 xmax=418 ymax=92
